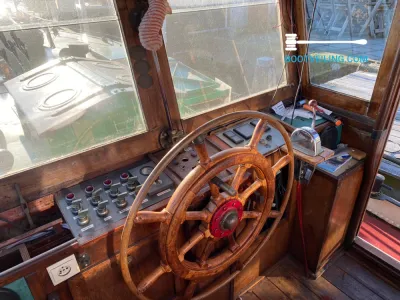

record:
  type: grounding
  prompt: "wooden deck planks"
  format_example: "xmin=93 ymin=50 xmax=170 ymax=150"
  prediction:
xmin=251 ymin=278 xmax=287 ymax=300
xmin=240 ymin=291 xmax=261 ymax=300
xmin=323 ymin=265 xmax=384 ymax=300
xmin=239 ymin=254 xmax=400 ymax=300
xmin=335 ymin=255 xmax=400 ymax=300
xmin=265 ymin=265 xmax=320 ymax=300
xmin=281 ymin=257 xmax=351 ymax=300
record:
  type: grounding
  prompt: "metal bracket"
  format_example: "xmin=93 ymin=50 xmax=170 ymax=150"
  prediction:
xmin=15 ymin=184 xmax=35 ymax=229
xmin=371 ymin=129 xmax=384 ymax=140
xmin=159 ymin=129 xmax=185 ymax=149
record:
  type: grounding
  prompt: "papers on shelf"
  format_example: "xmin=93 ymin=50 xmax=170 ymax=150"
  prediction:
xmin=271 ymin=101 xmax=286 ymax=116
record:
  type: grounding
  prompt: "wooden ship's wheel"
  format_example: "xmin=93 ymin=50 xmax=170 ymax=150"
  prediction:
xmin=120 ymin=111 xmax=294 ymax=299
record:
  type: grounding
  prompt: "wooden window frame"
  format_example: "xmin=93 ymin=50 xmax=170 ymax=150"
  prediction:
xmin=0 ymin=0 xmax=296 ymax=209
xmin=0 ymin=0 xmax=171 ymax=211
xmin=157 ymin=0 xmax=298 ymax=132
xmin=294 ymin=1 xmax=400 ymax=119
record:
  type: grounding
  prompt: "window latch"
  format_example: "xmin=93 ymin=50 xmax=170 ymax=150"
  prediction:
xmin=159 ymin=129 xmax=185 ymax=149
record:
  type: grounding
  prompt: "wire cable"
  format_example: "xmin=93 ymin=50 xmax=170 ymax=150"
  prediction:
xmin=290 ymin=0 xmax=319 ymax=125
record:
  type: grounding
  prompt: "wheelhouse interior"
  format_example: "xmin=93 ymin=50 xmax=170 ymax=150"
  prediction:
xmin=0 ymin=0 xmax=399 ymax=299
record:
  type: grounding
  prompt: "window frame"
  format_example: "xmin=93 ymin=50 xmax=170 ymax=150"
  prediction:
xmin=0 ymin=0 xmax=171 ymax=211
xmin=0 ymin=0 xmax=296 ymax=209
xmin=294 ymin=1 xmax=400 ymax=119
xmin=157 ymin=0 xmax=298 ymax=132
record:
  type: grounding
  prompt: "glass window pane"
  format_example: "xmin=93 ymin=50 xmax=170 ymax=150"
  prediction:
xmin=0 ymin=1 xmax=146 ymax=179
xmin=307 ymin=0 xmax=398 ymax=100
xmin=164 ymin=1 xmax=286 ymax=119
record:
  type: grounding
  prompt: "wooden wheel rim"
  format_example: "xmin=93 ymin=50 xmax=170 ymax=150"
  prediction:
xmin=160 ymin=149 xmax=275 ymax=280
xmin=120 ymin=111 xmax=294 ymax=300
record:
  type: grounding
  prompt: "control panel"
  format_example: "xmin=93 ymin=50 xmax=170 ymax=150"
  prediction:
xmin=55 ymin=159 xmax=175 ymax=244
xmin=216 ymin=119 xmax=285 ymax=155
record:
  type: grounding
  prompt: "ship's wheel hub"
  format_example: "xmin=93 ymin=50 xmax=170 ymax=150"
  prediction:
xmin=210 ymin=199 xmax=243 ymax=238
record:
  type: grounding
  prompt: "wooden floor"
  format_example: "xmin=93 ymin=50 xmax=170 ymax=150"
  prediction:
xmin=239 ymin=254 xmax=400 ymax=300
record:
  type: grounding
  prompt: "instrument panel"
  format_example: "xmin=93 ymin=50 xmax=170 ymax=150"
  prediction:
xmin=216 ymin=119 xmax=285 ymax=154
xmin=55 ymin=159 xmax=174 ymax=244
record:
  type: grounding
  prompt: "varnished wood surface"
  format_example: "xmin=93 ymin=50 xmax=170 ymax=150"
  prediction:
xmin=239 ymin=254 xmax=400 ymax=300
xmin=367 ymin=3 xmax=400 ymax=119
xmin=291 ymin=160 xmax=364 ymax=275
xmin=281 ymin=145 xmax=334 ymax=166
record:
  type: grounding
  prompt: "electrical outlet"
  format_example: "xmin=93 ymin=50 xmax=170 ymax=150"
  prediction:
xmin=46 ymin=254 xmax=80 ymax=286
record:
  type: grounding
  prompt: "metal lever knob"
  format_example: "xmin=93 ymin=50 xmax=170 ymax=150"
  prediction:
xmin=91 ymin=188 xmax=102 ymax=206
xmin=127 ymin=176 xmax=139 ymax=192
xmin=110 ymin=183 xmax=121 ymax=198
xmin=77 ymin=208 xmax=90 ymax=226
xmin=71 ymin=199 xmax=82 ymax=215
xmin=116 ymin=192 xmax=128 ymax=209
xmin=96 ymin=200 xmax=109 ymax=217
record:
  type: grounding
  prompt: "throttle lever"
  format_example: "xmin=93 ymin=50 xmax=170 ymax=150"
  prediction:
xmin=211 ymin=176 xmax=236 ymax=197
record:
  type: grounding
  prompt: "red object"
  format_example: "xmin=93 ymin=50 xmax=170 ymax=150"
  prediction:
xmin=210 ymin=199 xmax=243 ymax=238
xmin=359 ymin=213 xmax=400 ymax=261
xmin=296 ymin=182 xmax=309 ymax=275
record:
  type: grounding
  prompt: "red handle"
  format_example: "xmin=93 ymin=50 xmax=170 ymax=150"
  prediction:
xmin=296 ymin=182 xmax=308 ymax=275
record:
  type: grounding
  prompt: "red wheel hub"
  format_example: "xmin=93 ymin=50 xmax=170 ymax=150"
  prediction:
xmin=210 ymin=199 xmax=243 ymax=238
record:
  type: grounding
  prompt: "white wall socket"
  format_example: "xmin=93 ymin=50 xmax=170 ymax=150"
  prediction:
xmin=46 ymin=254 xmax=81 ymax=286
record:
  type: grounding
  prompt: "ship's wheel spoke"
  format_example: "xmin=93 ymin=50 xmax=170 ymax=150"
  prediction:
xmin=197 ymin=238 xmax=215 ymax=267
xmin=248 ymin=119 xmax=269 ymax=149
xmin=193 ymin=135 xmax=210 ymax=166
xmin=209 ymin=182 xmax=221 ymax=201
xmin=178 ymin=230 xmax=205 ymax=261
xmin=137 ymin=263 xmax=171 ymax=294
xmin=183 ymin=280 xmax=198 ymax=299
xmin=134 ymin=209 xmax=170 ymax=224
xmin=227 ymin=234 xmax=240 ymax=252
xmin=269 ymin=210 xmax=282 ymax=219
xmin=231 ymin=164 xmax=249 ymax=191
xmin=242 ymin=211 xmax=262 ymax=219
xmin=185 ymin=210 xmax=209 ymax=222
xmin=239 ymin=180 xmax=263 ymax=205
xmin=272 ymin=154 xmax=291 ymax=176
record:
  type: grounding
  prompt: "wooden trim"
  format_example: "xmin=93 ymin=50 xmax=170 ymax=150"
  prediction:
xmin=118 ymin=0 xmax=169 ymax=132
xmin=294 ymin=0 xmax=309 ymax=88
xmin=278 ymin=0 xmax=298 ymax=89
xmin=154 ymin=41 xmax=183 ymax=131
xmin=0 ymin=130 xmax=156 ymax=213
xmin=354 ymin=237 xmax=400 ymax=271
xmin=303 ymin=86 xmax=369 ymax=115
xmin=348 ymin=243 xmax=400 ymax=287
xmin=367 ymin=3 xmax=400 ymax=119
xmin=298 ymin=0 xmax=400 ymax=119
xmin=153 ymin=0 xmax=295 ymax=129
xmin=0 ymin=218 xmax=63 ymax=249
xmin=182 ymin=85 xmax=295 ymax=132
xmin=346 ymin=25 xmax=400 ymax=245
xmin=0 ymin=0 xmax=171 ymax=211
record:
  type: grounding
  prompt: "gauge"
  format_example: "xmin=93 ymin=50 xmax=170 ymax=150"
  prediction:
xmin=140 ymin=166 xmax=154 ymax=176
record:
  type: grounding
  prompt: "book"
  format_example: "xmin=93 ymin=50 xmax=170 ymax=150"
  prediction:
xmin=318 ymin=153 xmax=352 ymax=173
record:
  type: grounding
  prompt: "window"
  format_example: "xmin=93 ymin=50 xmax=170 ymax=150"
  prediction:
xmin=0 ymin=0 xmax=146 ymax=178
xmin=306 ymin=0 xmax=398 ymax=100
xmin=164 ymin=0 xmax=286 ymax=119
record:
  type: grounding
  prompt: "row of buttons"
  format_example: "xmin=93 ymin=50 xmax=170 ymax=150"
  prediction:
xmin=65 ymin=174 xmax=142 ymax=226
